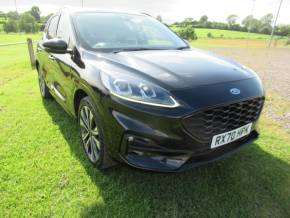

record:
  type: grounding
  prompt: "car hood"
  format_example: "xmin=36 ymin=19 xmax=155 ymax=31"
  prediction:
xmin=84 ymin=48 xmax=256 ymax=90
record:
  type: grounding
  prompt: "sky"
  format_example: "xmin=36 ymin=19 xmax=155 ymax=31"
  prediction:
xmin=1 ymin=0 xmax=289 ymax=24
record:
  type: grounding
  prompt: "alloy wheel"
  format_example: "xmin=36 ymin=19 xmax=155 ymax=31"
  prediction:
xmin=79 ymin=105 xmax=101 ymax=163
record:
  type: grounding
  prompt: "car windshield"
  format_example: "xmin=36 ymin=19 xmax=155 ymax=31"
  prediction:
xmin=73 ymin=12 xmax=188 ymax=52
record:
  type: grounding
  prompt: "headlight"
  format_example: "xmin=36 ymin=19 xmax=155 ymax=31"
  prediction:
xmin=100 ymin=70 xmax=179 ymax=108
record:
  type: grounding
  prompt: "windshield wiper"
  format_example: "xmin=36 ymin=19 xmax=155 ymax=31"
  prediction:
xmin=112 ymin=46 xmax=190 ymax=53
xmin=175 ymin=46 xmax=190 ymax=50
xmin=113 ymin=47 xmax=165 ymax=54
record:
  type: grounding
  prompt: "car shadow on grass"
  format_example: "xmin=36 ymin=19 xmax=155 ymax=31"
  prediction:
xmin=42 ymin=99 xmax=290 ymax=218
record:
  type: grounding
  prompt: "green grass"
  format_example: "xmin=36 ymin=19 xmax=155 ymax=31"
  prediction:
xmin=0 ymin=35 xmax=290 ymax=217
xmin=171 ymin=26 xmax=285 ymax=40
xmin=0 ymin=45 xmax=36 ymax=86
xmin=0 ymin=33 xmax=42 ymax=86
xmin=0 ymin=33 xmax=41 ymax=44
xmin=189 ymin=38 xmax=288 ymax=48
xmin=172 ymin=27 xmax=288 ymax=48
xmin=195 ymin=28 xmax=272 ymax=39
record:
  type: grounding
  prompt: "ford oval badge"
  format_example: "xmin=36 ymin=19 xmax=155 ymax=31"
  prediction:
xmin=230 ymin=88 xmax=241 ymax=95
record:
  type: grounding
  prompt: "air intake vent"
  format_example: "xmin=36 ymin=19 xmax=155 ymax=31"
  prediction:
xmin=183 ymin=97 xmax=264 ymax=143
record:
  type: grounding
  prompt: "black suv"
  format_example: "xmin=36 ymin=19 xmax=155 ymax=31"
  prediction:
xmin=36 ymin=8 xmax=264 ymax=172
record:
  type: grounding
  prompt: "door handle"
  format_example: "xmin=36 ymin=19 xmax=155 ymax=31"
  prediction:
xmin=48 ymin=54 xmax=55 ymax=60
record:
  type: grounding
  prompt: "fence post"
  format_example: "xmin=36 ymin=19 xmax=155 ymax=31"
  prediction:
xmin=27 ymin=38 xmax=36 ymax=69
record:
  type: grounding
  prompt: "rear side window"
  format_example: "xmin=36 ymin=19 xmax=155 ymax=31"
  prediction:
xmin=57 ymin=14 xmax=71 ymax=46
xmin=47 ymin=15 xmax=60 ymax=39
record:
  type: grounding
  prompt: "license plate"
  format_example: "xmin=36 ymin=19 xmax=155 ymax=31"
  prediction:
xmin=211 ymin=123 xmax=252 ymax=149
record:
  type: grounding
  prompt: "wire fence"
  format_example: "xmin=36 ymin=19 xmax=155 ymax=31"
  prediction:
xmin=0 ymin=38 xmax=37 ymax=68
xmin=0 ymin=41 xmax=38 ymax=47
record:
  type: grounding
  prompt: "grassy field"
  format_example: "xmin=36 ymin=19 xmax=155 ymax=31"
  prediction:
xmin=195 ymin=28 xmax=272 ymax=39
xmin=190 ymin=38 xmax=288 ymax=48
xmin=0 ymin=33 xmax=41 ymax=44
xmin=0 ymin=34 xmax=290 ymax=217
xmin=170 ymin=27 xmax=288 ymax=48
xmin=171 ymin=26 xmax=284 ymax=39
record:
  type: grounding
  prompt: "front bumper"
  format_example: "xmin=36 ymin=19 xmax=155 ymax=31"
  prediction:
xmin=102 ymin=98 xmax=262 ymax=172
xmin=120 ymin=129 xmax=259 ymax=172
xmin=100 ymin=78 xmax=264 ymax=172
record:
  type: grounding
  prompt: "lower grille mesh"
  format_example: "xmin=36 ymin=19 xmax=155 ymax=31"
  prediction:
xmin=183 ymin=98 xmax=264 ymax=142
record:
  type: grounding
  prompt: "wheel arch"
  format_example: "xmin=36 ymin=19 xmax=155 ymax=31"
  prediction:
xmin=35 ymin=60 xmax=40 ymax=70
xmin=73 ymin=89 xmax=88 ymax=117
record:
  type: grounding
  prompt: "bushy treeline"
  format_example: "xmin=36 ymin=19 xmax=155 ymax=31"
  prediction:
xmin=0 ymin=6 xmax=51 ymax=33
xmin=171 ymin=14 xmax=290 ymax=37
xmin=176 ymin=26 xmax=198 ymax=40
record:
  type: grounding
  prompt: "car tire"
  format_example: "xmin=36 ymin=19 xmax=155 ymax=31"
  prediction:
xmin=78 ymin=96 xmax=114 ymax=169
xmin=37 ymin=66 xmax=52 ymax=99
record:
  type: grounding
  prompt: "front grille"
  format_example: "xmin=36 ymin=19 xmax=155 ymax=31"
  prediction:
xmin=183 ymin=97 xmax=264 ymax=143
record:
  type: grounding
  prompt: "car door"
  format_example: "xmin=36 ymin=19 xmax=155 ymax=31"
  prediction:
xmin=39 ymin=14 xmax=60 ymax=93
xmin=37 ymin=17 xmax=52 ymax=77
xmin=49 ymin=12 xmax=77 ymax=114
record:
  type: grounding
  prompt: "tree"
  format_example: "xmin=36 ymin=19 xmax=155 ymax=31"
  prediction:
xmin=242 ymin=15 xmax=261 ymax=33
xmin=40 ymin=13 xmax=53 ymax=23
xmin=156 ymin=15 xmax=162 ymax=22
xmin=276 ymin=24 xmax=290 ymax=36
xmin=230 ymin=24 xmax=242 ymax=31
xmin=260 ymin=13 xmax=273 ymax=26
xmin=226 ymin=14 xmax=238 ymax=26
xmin=242 ymin=15 xmax=253 ymax=30
xmin=3 ymin=19 xmax=19 ymax=32
xmin=259 ymin=13 xmax=273 ymax=34
xmin=286 ymin=33 xmax=290 ymax=45
xmin=30 ymin=6 xmax=41 ymax=21
xmin=19 ymin=13 xmax=37 ymax=33
xmin=198 ymin=15 xmax=208 ymax=27
xmin=210 ymin=21 xmax=228 ymax=30
xmin=6 ymin=11 xmax=19 ymax=20
xmin=249 ymin=19 xmax=261 ymax=33
xmin=207 ymin=32 xmax=213 ymax=38
xmin=0 ymin=11 xmax=6 ymax=19
xmin=183 ymin=18 xmax=194 ymax=26
xmin=176 ymin=26 xmax=197 ymax=40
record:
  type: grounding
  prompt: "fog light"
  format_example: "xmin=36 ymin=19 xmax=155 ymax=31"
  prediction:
xmin=151 ymin=156 xmax=188 ymax=168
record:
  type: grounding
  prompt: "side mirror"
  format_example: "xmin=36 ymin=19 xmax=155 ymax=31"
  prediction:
xmin=43 ymin=38 xmax=70 ymax=54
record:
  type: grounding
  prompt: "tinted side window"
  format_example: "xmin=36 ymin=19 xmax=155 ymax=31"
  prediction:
xmin=47 ymin=15 xmax=60 ymax=39
xmin=57 ymin=14 xmax=71 ymax=46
